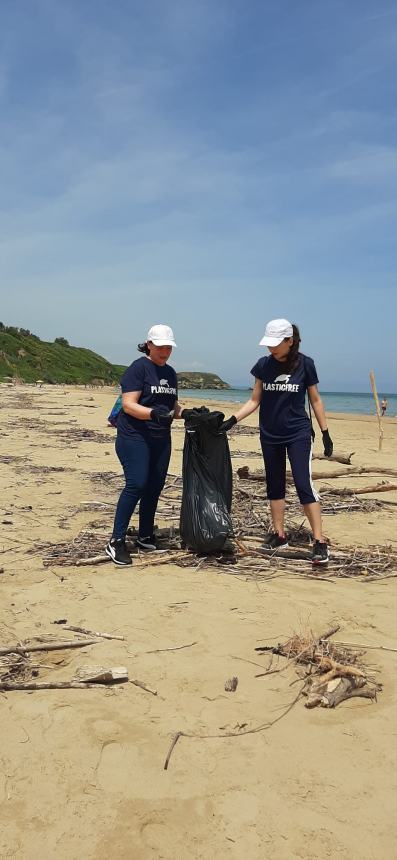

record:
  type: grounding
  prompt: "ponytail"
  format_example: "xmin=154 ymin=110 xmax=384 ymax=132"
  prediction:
xmin=137 ymin=341 xmax=150 ymax=355
xmin=284 ymin=323 xmax=301 ymax=373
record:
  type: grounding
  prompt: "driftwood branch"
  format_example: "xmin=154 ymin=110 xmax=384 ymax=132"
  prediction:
xmin=0 ymin=681 xmax=107 ymax=691
xmin=320 ymin=483 xmax=397 ymax=496
xmin=143 ymin=642 xmax=197 ymax=654
xmin=313 ymin=452 xmax=355 ymax=465
xmin=0 ymin=638 xmax=101 ymax=656
xmin=237 ymin=465 xmax=397 ymax=482
xmin=64 ymin=626 xmax=124 ymax=641
xmin=75 ymin=555 xmax=109 ymax=566
xmin=130 ymin=679 xmax=158 ymax=696
xmin=304 ymin=675 xmax=380 ymax=708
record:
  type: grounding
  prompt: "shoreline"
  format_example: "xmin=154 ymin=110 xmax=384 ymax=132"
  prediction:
xmin=2 ymin=382 xmax=396 ymax=422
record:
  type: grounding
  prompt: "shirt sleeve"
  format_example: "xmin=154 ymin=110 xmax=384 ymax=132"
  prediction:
xmin=304 ymin=356 xmax=319 ymax=387
xmin=250 ymin=358 xmax=264 ymax=379
xmin=120 ymin=361 xmax=145 ymax=393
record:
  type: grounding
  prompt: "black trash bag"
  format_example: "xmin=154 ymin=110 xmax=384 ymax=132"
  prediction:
xmin=180 ymin=407 xmax=233 ymax=553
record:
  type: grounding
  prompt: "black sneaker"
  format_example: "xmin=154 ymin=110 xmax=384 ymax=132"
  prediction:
xmin=311 ymin=541 xmax=329 ymax=565
xmin=136 ymin=534 xmax=157 ymax=552
xmin=105 ymin=538 xmax=132 ymax=566
xmin=263 ymin=532 xmax=289 ymax=550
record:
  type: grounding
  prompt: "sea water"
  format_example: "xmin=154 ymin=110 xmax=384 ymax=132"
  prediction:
xmin=180 ymin=389 xmax=397 ymax=416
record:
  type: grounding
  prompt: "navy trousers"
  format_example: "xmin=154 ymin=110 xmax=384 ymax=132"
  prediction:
xmin=260 ymin=436 xmax=320 ymax=505
xmin=112 ymin=432 xmax=171 ymax=540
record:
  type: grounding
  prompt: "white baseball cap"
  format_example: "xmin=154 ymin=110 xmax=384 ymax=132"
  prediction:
xmin=147 ymin=324 xmax=177 ymax=347
xmin=259 ymin=318 xmax=293 ymax=347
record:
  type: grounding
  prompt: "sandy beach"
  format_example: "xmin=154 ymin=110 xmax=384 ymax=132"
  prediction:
xmin=1 ymin=384 xmax=397 ymax=860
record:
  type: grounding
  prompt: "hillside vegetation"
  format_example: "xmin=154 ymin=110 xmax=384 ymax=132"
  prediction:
xmin=177 ymin=372 xmax=230 ymax=389
xmin=0 ymin=326 xmax=230 ymax=389
xmin=0 ymin=325 xmax=126 ymax=385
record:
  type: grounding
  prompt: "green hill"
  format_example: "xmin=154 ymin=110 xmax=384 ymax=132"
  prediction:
xmin=177 ymin=372 xmax=230 ymax=389
xmin=0 ymin=325 xmax=126 ymax=385
xmin=0 ymin=325 xmax=231 ymax=388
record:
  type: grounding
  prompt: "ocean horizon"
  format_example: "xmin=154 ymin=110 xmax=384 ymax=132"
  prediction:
xmin=180 ymin=388 xmax=397 ymax=416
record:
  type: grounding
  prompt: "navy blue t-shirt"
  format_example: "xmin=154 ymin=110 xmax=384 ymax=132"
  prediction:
xmin=117 ymin=357 xmax=178 ymax=437
xmin=250 ymin=353 xmax=319 ymax=444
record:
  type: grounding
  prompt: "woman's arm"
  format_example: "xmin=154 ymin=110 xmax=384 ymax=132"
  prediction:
xmin=173 ymin=401 xmax=183 ymax=419
xmin=234 ymin=379 xmax=263 ymax=422
xmin=307 ymin=385 xmax=328 ymax=431
xmin=122 ymin=391 xmax=152 ymax=420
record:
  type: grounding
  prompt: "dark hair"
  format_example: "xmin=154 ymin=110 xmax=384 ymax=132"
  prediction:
xmin=283 ymin=323 xmax=301 ymax=373
xmin=137 ymin=341 xmax=150 ymax=355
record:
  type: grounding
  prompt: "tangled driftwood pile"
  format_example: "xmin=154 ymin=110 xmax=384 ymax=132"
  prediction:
xmin=31 ymin=445 xmax=397 ymax=579
xmin=256 ymin=625 xmax=381 ymax=708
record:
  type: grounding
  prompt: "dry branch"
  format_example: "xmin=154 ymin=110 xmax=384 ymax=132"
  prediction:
xmin=64 ymin=626 xmax=124 ymax=641
xmin=75 ymin=555 xmax=109 ymax=566
xmin=313 ymin=452 xmax=355 ymax=465
xmin=0 ymin=678 xmax=124 ymax=691
xmin=0 ymin=638 xmax=101 ymax=656
xmin=320 ymin=483 xmax=397 ymax=496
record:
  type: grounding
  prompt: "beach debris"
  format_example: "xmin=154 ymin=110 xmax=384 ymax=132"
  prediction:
xmin=321 ymin=482 xmax=397 ymax=496
xmin=370 ymin=370 xmax=384 ymax=451
xmin=0 ymin=677 xmax=126 ymax=691
xmin=74 ymin=665 xmax=128 ymax=684
xmin=0 ymin=635 xmax=117 ymax=693
xmin=63 ymin=625 xmax=124 ymax=641
xmin=224 ymin=676 xmax=238 ymax=692
xmin=313 ymin=452 xmax=355 ymax=465
xmin=36 ymin=466 xmax=396 ymax=578
xmin=0 ymin=637 xmax=102 ymax=656
xmin=237 ymin=465 xmax=397 ymax=481
xmin=255 ymin=625 xmax=382 ymax=709
xmin=130 ymin=679 xmax=158 ymax=696
xmin=75 ymin=554 xmax=109 ymax=566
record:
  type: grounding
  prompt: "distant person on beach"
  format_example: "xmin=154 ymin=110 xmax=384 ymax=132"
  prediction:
xmin=381 ymin=398 xmax=388 ymax=416
xmin=219 ymin=319 xmax=333 ymax=565
xmin=106 ymin=324 xmax=184 ymax=567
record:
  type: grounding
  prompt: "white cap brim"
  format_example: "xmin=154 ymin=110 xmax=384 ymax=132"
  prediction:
xmin=259 ymin=335 xmax=284 ymax=347
xmin=151 ymin=339 xmax=177 ymax=347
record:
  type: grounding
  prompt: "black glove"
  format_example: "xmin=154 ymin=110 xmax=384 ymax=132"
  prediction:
xmin=322 ymin=429 xmax=333 ymax=457
xmin=219 ymin=415 xmax=237 ymax=433
xmin=150 ymin=405 xmax=174 ymax=426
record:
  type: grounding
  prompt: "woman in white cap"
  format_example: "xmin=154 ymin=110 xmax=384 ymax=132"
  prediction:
xmin=106 ymin=324 xmax=182 ymax=566
xmin=221 ymin=319 xmax=333 ymax=564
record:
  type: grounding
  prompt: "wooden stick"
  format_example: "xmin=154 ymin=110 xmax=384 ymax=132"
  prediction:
xmin=143 ymin=642 xmax=197 ymax=654
xmin=164 ymin=732 xmax=183 ymax=770
xmin=313 ymin=452 xmax=355 ymax=465
xmin=0 ymin=681 xmax=108 ymax=691
xmin=320 ymin=483 xmax=397 ymax=496
xmin=64 ymin=626 xmax=124 ymax=641
xmin=130 ymin=679 xmax=157 ymax=696
xmin=238 ymin=465 xmax=397 ymax=481
xmin=0 ymin=638 xmax=101 ymax=656
xmin=370 ymin=370 xmax=383 ymax=451
xmin=75 ymin=555 xmax=110 ymax=566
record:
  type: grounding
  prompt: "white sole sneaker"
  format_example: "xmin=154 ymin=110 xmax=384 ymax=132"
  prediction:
xmin=105 ymin=543 xmax=132 ymax=566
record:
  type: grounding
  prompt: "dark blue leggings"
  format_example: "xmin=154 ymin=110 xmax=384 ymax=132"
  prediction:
xmin=112 ymin=432 xmax=171 ymax=540
xmin=260 ymin=436 xmax=320 ymax=505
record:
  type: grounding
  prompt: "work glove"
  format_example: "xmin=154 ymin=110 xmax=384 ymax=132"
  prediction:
xmin=219 ymin=415 xmax=237 ymax=433
xmin=322 ymin=429 xmax=333 ymax=457
xmin=150 ymin=405 xmax=174 ymax=427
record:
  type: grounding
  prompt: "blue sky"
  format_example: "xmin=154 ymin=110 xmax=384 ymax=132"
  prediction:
xmin=1 ymin=0 xmax=396 ymax=390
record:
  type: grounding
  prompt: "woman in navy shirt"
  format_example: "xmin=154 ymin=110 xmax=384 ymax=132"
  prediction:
xmin=221 ymin=319 xmax=333 ymax=564
xmin=106 ymin=324 xmax=183 ymax=566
